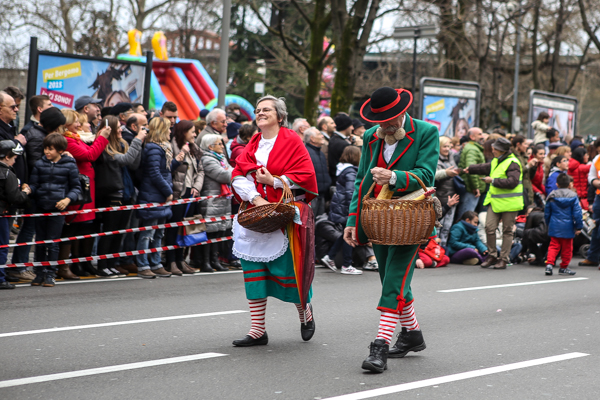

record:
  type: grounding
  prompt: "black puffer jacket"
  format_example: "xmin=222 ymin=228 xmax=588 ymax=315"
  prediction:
xmin=523 ymin=211 xmax=549 ymax=244
xmin=306 ymin=142 xmax=331 ymax=195
xmin=0 ymin=161 xmax=29 ymax=214
xmin=328 ymin=133 xmax=350 ymax=185
xmin=24 ymin=124 xmax=49 ymax=175
xmin=29 ymin=156 xmax=81 ymax=211
xmin=329 ymin=163 xmax=357 ymax=224
xmin=0 ymin=119 xmax=28 ymax=183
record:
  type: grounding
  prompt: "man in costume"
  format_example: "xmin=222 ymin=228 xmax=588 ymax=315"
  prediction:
xmin=344 ymin=87 xmax=439 ymax=373
xmin=231 ymin=95 xmax=319 ymax=346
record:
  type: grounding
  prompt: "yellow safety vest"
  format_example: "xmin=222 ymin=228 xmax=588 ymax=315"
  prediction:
xmin=483 ymin=153 xmax=524 ymax=213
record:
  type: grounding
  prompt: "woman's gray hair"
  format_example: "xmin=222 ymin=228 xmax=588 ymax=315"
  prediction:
xmin=256 ymin=95 xmax=288 ymax=127
xmin=200 ymin=133 xmax=223 ymax=151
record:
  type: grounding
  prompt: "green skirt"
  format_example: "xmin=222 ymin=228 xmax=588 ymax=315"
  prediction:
xmin=240 ymin=247 xmax=312 ymax=304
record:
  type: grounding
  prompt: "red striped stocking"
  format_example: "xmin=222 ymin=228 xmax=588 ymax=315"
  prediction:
xmin=248 ymin=298 xmax=267 ymax=338
xmin=295 ymin=303 xmax=313 ymax=323
xmin=399 ymin=302 xmax=420 ymax=331
xmin=376 ymin=311 xmax=400 ymax=344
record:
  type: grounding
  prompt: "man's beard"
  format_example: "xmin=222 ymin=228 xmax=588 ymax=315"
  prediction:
xmin=375 ymin=125 xmax=406 ymax=145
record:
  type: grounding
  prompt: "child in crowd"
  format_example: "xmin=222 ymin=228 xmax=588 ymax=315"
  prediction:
xmin=415 ymin=237 xmax=450 ymax=268
xmin=447 ymin=211 xmax=489 ymax=265
xmin=29 ymin=133 xmax=81 ymax=287
xmin=546 ymin=155 xmax=569 ymax=194
xmin=544 ymin=173 xmax=582 ymax=276
xmin=0 ymin=141 xmax=31 ymax=289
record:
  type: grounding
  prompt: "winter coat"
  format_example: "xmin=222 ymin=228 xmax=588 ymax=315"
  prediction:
xmin=328 ymin=133 xmax=351 ymax=185
xmin=532 ymin=120 xmax=551 ymax=145
xmin=458 ymin=141 xmax=486 ymax=192
xmin=23 ymin=124 xmax=49 ymax=175
xmin=199 ymin=152 xmax=232 ymax=232
xmin=329 ymin=163 xmax=357 ymax=224
xmin=545 ymin=167 xmax=566 ymax=196
xmin=229 ymin=136 xmax=247 ymax=168
xmin=447 ymin=220 xmax=488 ymax=256
xmin=514 ymin=150 xmax=534 ymax=203
xmin=567 ymin=158 xmax=591 ymax=199
xmin=94 ymin=138 xmax=143 ymax=200
xmin=306 ymin=142 xmax=331 ymax=195
xmin=523 ymin=211 xmax=548 ymax=244
xmin=435 ymin=153 xmax=457 ymax=207
xmin=29 ymin=156 xmax=81 ymax=211
xmin=0 ymin=161 xmax=29 ymax=214
xmin=64 ymin=134 xmax=108 ymax=223
xmin=19 ymin=118 xmax=38 ymax=136
xmin=530 ymin=158 xmax=545 ymax=195
xmin=171 ymin=139 xmax=204 ymax=199
xmin=136 ymin=143 xmax=178 ymax=221
xmin=0 ymin=119 xmax=28 ymax=183
xmin=545 ymin=188 xmax=583 ymax=238
xmin=468 ymin=151 xmax=522 ymax=190
xmin=121 ymin=125 xmax=136 ymax=145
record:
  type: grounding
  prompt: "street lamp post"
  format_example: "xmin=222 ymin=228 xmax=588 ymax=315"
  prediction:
xmin=217 ymin=0 xmax=232 ymax=109
xmin=510 ymin=0 xmax=522 ymax=133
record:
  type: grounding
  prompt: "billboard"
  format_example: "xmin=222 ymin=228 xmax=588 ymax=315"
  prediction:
xmin=419 ymin=78 xmax=480 ymax=138
xmin=528 ymin=90 xmax=577 ymax=139
xmin=25 ymin=37 xmax=151 ymax=120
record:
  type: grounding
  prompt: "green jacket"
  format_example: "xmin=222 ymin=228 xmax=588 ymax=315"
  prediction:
xmin=513 ymin=149 xmax=534 ymax=204
xmin=346 ymin=115 xmax=439 ymax=245
xmin=458 ymin=141 xmax=486 ymax=192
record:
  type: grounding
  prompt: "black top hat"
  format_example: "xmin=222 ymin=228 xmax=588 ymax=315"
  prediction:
xmin=360 ymin=87 xmax=413 ymax=123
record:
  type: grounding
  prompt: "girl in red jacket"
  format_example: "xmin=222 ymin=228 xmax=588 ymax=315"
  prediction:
xmin=568 ymin=147 xmax=591 ymax=209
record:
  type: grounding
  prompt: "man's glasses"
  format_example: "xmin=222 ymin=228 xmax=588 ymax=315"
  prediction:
xmin=2 ymin=105 xmax=18 ymax=110
xmin=254 ymin=108 xmax=273 ymax=114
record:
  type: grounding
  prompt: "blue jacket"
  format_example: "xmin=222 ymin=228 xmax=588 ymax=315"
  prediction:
xmin=545 ymin=167 xmax=564 ymax=195
xmin=306 ymin=142 xmax=331 ymax=195
xmin=136 ymin=143 xmax=179 ymax=220
xmin=544 ymin=188 xmax=583 ymax=238
xmin=447 ymin=220 xmax=488 ymax=256
xmin=29 ymin=156 xmax=81 ymax=211
xmin=329 ymin=164 xmax=357 ymax=224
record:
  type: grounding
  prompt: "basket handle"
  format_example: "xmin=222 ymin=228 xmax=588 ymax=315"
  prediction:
xmin=363 ymin=171 xmax=428 ymax=202
xmin=239 ymin=175 xmax=293 ymax=212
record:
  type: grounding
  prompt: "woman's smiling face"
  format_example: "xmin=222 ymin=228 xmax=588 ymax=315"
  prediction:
xmin=255 ymin=100 xmax=279 ymax=129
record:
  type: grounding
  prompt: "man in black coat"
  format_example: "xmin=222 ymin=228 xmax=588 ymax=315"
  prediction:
xmin=305 ymin=127 xmax=331 ymax=216
xmin=20 ymin=95 xmax=52 ymax=136
xmin=328 ymin=114 xmax=354 ymax=185
xmin=0 ymin=91 xmax=27 ymax=183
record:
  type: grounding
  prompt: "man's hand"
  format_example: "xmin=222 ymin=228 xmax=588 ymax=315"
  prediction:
xmin=256 ymin=167 xmax=275 ymax=187
xmin=343 ymin=226 xmax=358 ymax=247
xmin=21 ymin=183 xmax=31 ymax=195
xmin=481 ymin=176 xmax=493 ymax=184
xmin=575 ymin=230 xmax=582 ymax=236
xmin=56 ymin=198 xmax=71 ymax=210
xmin=252 ymin=196 xmax=269 ymax=206
xmin=445 ymin=167 xmax=459 ymax=177
xmin=593 ymin=180 xmax=600 ymax=189
xmin=474 ymin=189 xmax=481 ymax=197
xmin=370 ymin=167 xmax=393 ymax=185
xmin=447 ymin=194 xmax=460 ymax=207
xmin=463 ymin=167 xmax=469 ymax=174
xmin=528 ymin=158 xmax=538 ymax=168
xmin=165 ymin=194 xmax=173 ymax=203
xmin=15 ymin=134 xmax=27 ymax=145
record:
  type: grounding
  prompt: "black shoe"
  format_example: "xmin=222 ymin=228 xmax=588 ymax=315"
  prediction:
xmin=0 ymin=281 xmax=15 ymax=289
xmin=81 ymin=261 xmax=98 ymax=276
xmin=388 ymin=328 xmax=426 ymax=358
xmin=361 ymin=339 xmax=389 ymax=373
xmin=71 ymin=263 xmax=90 ymax=277
xmin=229 ymin=259 xmax=242 ymax=269
xmin=5 ymin=275 xmax=19 ymax=282
xmin=201 ymin=245 xmax=215 ymax=272
xmin=481 ymin=255 xmax=498 ymax=268
xmin=31 ymin=273 xmax=44 ymax=286
xmin=300 ymin=304 xmax=315 ymax=342
xmin=559 ymin=268 xmax=576 ymax=275
xmin=209 ymin=245 xmax=227 ymax=271
xmin=96 ymin=268 xmax=118 ymax=279
xmin=232 ymin=332 xmax=269 ymax=347
xmin=42 ymin=274 xmax=56 ymax=287
xmin=545 ymin=265 xmax=553 ymax=276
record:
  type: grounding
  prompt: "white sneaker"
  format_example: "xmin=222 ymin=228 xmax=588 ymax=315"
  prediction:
xmin=341 ymin=266 xmax=363 ymax=275
xmin=321 ymin=255 xmax=338 ymax=272
xmin=363 ymin=260 xmax=379 ymax=271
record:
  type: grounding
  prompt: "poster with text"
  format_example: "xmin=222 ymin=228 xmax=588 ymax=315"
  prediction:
xmin=36 ymin=54 xmax=146 ymax=109
xmin=423 ymin=95 xmax=477 ymax=138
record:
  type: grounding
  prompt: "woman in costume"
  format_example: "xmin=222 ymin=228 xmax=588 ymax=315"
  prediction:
xmin=231 ymin=95 xmax=318 ymax=347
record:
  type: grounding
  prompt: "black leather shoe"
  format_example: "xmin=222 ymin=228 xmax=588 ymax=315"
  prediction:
xmin=0 ymin=281 xmax=15 ymax=289
xmin=481 ymin=255 xmax=498 ymax=268
xmin=229 ymin=259 xmax=242 ymax=269
xmin=300 ymin=305 xmax=315 ymax=341
xmin=388 ymin=328 xmax=426 ymax=358
xmin=232 ymin=332 xmax=268 ymax=347
xmin=361 ymin=339 xmax=388 ymax=373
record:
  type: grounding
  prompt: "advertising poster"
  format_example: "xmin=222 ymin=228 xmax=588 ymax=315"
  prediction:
xmin=35 ymin=54 xmax=146 ymax=109
xmin=420 ymin=81 xmax=480 ymax=138
xmin=530 ymin=94 xmax=576 ymax=139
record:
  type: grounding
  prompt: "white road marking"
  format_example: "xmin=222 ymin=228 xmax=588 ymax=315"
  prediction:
xmin=15 ymin=270 xmax=243 ymax=287
xmin=0 ymin=352 xmax=227 ymax=388
xmin=323 ymin=352 xmax=589 ymax=400
xmin=0 ymin=310 xmax=248 ymax=338
xmin=438 ymin=277 xmax=588 ymax=293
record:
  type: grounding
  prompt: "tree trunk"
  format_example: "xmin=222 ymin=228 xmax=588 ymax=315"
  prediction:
xmin=60 ymin=0 xmax=75 ymax=53
xmin=550 ymin=0 xmax=565 ymax=92
xmin=531 ymin=0 xmax=540 ymax=89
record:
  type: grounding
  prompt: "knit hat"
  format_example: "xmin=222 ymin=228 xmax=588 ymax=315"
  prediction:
xmin=109 ymin=102 xmax=133 ymax=116
xmin=569 ymin=140 xmax=584 ymax=151
xmin=40 ymin=107 xmax=66 ymax=133
xmin=334 ymin=114 xmax=353 ymax=132
xmin=227 ymin=122 xmax=242 ymax=139
xmin=199 ymin=109 xmax=210 ymax=119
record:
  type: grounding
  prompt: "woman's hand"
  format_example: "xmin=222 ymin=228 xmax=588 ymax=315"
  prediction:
xmin=447 ymin=194 xmax=460 ymax=207
xmin=176 ymin=152 xmax=185 ymax=162
xmin=98 ymin=126 xmax=111 ymax=139
xmin=165 ymin=194 xmax=173 ymax=203
xmin=256 ymin=167 xmax=275 ymax=186
xmin=415 ymin=259 xmax=425 ymax=269
xmin=445 ymin=167 xmax=459 ymax=177
xmin=63 ymin=151 xmax=73 ymax=158
xmin=252 ymin=196 xmax=269 ymax=206
xmin=528 ymin=158 xmax=538 ymax=168
xmin=56 ymin=198 xmax=71 ymax=210
xmin=181 ymin=143 xmax=190 ymax=154
xmin=135 ymin=129 xmax=147 ymax=142
xmin=191 ymin=188 xmax=199 ymax=197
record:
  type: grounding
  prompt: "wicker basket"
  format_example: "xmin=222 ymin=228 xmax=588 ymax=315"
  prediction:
xmin=238 ymin=176 xmax=296 ymax=233
xmin=360 ymin=172 xmax=436 ymax=245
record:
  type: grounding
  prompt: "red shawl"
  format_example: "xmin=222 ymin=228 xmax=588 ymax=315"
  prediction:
xmin=232 ymin=126 xmax=318 ymax=203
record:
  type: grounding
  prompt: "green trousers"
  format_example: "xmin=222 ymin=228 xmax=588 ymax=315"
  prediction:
xmin=372 ymin=244 xmax=419 ymax=313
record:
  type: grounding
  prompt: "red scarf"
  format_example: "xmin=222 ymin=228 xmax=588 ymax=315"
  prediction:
xmin=232 ymin=126 xmax=318 ymax=204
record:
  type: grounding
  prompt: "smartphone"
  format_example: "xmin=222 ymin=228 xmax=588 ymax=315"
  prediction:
xmin=105 ymin=119 xmax=109 ymax=128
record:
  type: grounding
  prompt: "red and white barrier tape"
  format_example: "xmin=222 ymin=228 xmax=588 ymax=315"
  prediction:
xmin=4 ymin=236 xmax=233 ymax=268
xmin=3 ymin=195 xmax=225 ymax=218
xmin=0 ymin=215 xmax=234 ymax=248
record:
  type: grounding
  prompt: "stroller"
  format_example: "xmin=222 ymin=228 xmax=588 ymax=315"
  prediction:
xmin=576 ymin=210 xmax=594 ymax=258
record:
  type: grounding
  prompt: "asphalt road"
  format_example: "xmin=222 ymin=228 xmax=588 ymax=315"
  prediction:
xmin=1 ymin=258 xmax=599 ymax=400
